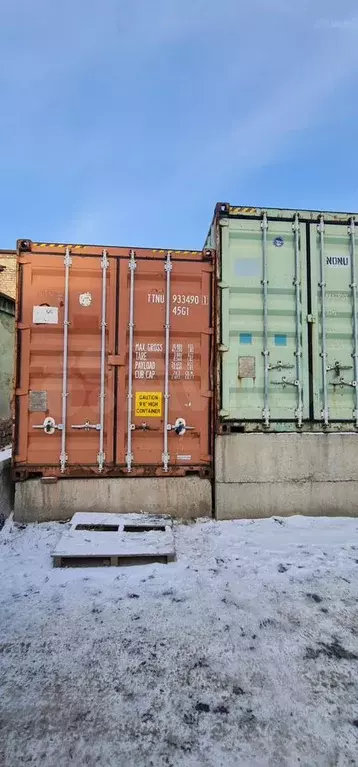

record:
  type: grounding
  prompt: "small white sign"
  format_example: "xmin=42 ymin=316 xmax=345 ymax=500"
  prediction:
xmin=177 ymin=455 xmax=192 ymax=461
xmin=33 ymin=306 xmax=59 ymax=324
xmin=79 ymin=292 xmax=92 ymax=307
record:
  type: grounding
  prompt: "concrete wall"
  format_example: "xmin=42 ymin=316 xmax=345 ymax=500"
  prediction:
xmin=14 ymin=476 xmax=212 ymax=523
xmin=0 ymin=295 xmax=15 ymax=421
xmin=14 ymin=433 xmax=358 ymax=523
xmin=0 ymin=450 xmax=13 ymax=525
xmin=215 ymin=433 xmax=358 ymax=519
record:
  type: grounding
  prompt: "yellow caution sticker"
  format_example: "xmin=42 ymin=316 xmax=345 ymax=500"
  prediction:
xmin=135 ymin=392 xmax=162 ymax=418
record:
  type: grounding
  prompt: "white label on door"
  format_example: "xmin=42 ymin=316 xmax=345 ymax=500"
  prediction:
xmin=326 ymin=256 xmax=350 ymax=267
xmin=33 ymin=306 xmax=59 ymax=324
xmin=79 ymin=292 xmax=92 ymax=307
xmin=177 ymin=455 xmax=192 ymax=461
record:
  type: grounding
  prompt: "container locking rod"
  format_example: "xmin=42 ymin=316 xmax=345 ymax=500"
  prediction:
xmin=60 ymin=248 xmax=71 ymax=472
xmin=162 ymin=252 xmax=172 ymax=471
xmin=125 ymin=250 xmax=136 ymax=472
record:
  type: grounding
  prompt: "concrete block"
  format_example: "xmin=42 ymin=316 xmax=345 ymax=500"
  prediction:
xmin=14 ymin=476 xmax=212 ymax=523
xmin=215 ymin=433 xmax=358 ymax=484
xmin=215 ymin=481 xmax=358 ymax=520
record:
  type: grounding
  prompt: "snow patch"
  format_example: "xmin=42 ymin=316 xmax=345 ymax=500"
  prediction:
xmin=1 ymin=514 xmax=358 ymax=766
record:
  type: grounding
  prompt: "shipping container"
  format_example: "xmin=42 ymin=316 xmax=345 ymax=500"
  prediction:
xmin=208 ymin=203 xmax=358 ymax=432
xmin=14 ymin=240 xmax=214 ymax=480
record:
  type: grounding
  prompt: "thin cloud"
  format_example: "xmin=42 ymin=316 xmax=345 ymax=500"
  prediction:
xmin=1 ymin=0 xmax=358 ymax=247
xmin=136 ymin=10 xmax=358 ymax=204
xmin=316 ymin=16 xmax=358 ymax=30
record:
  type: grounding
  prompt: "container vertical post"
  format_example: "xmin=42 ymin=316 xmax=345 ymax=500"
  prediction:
xmin=293 ymin=214 xmax=303 ymax=427
xmin=163 ymin=252 xmax=172 ymax=471
xmin=261 ymin=212 xmax=270 ymax=427
xmin=98 ymin=249 xmax=109 ymax=472
xmin=318 ymin=215 xmax=329 ymax=425
xmin=349 ymin=218 xmax=358 ymax=427
xmin=126 ymin=250 xmax=136 ymax=472
xmin=60 ymin=247 xmax=71 ymax=472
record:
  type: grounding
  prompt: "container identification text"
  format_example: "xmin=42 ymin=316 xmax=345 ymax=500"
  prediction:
xmin=172 ymin=294 xmax=208 ymax=317
xmin=135 ymin=342 xmax=161 ymax=380
xmin=171 ymin=343 xmax=196 ymax=380
xmin=326 ymin=256 xmax=350 ymax=267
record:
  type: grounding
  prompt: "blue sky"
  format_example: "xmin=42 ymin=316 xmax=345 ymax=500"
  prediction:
xmin=1 ymin=1 xmax=358 ymax=250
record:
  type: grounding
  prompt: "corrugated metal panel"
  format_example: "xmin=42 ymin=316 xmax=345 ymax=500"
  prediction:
xmin=14 ymin=243 xmax=214 ymax=478
xmin=216 ymin=204 xmax=358 ymax=431
xmin=310 ymin=217 xmax=358 ymax=424
xmin=214 ymin=202 xmax=357 ymax=224
xmin=15 ymin=253 xmax=117 ymax=470
xmin=219 ymin=213 xmax=310 ymax=426
xmin=115 ymin=255 xmax=213 ymax=469
xmin=17 ymin=240 xmax=204 ymax=260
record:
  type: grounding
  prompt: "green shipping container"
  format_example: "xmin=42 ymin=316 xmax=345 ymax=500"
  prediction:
xmin=209 ymin=203 xmax=358 ymax=431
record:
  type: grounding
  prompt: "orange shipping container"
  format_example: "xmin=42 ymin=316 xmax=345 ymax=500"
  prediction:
xmin=14 ymin=241 xmax=214 ymax=481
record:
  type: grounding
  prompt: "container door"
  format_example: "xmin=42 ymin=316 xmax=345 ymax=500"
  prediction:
xmin=220 ymin=214 xmax=309 ymax=425
xmin=15 ymin=251 xmax=116 ymax=470
xmin=115 ymin=252 xmax=213 ymax=472
xmin=310 ymin=218 xmax=358 ymax=424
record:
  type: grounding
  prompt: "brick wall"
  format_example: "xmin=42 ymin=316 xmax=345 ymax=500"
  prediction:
xmin=0 ymin=252 xmax=16 ymax=301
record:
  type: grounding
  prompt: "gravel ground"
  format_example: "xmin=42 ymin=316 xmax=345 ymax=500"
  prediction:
xmin=1 ymin=514 xmax=358 ymax=767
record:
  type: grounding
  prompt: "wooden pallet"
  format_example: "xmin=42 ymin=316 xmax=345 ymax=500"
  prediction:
xmin=53 ymin=553 xmax=175 ymax=568
xmin=52 ymin=512 xmax=175 ymax=568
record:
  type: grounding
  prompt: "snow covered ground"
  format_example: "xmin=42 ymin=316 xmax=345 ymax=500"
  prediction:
xmin=1 ymin=515 xmax=358 ymax=767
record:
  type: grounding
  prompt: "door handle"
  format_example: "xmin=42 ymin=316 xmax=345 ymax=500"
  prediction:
xmin=32 ymin=416 xmax=63 ymax=435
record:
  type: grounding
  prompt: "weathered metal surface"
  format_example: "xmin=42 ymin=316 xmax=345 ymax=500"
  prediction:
xmin=214 ymin=211 xmax=309 ymax=426
xmin=209 ymin=204 xmax=358 ymax=431
xmin=14 ymin=242 xmax=214 ymax=477
xmin=29 ymin=391 xmax=48 ymax=413
xmin=310 ymin=219 xmax=358 ymax=424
